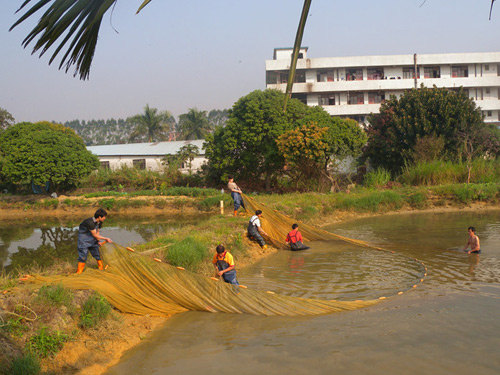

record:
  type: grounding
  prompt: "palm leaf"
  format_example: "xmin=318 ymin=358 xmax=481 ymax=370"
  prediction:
xmin=10 ymin=0 xmax=117 ymax=80
xmin=136 ymin=0 xmax=152 ymax=14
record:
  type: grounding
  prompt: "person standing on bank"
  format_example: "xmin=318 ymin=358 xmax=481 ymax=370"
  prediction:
xmin=76 ymin=208 xmax=113 ymax=274
xmin=248 ymin=210 xmax=268 ymax=249
xmin=286 ymin=223 xmax=310 ymax=251
xmin=227 ymin=175 xmax=245 ymax=216
xmin=212 ymin=244 xmax=239 ymax=285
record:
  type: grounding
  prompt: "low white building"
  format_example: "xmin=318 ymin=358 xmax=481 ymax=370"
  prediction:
xmin=87 ymin=140 xmax=206 ymax=173
xmin=266 ymin=48 xmax=500 ymax=126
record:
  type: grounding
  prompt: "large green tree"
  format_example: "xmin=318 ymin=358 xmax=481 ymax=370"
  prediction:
xmin=364 ymin=85 xmax=500 ymax=173
xmin=205 ymin=89 xmax=318 ymax=189
xmin=0 ymin=107 xmax=15 ymax=132
xmin=178 ymin=108 xmax=212 ymax=140
xmin=128 ymin=104 xmax=174 ymax=143
xmin=0 ymin=121 xmax=99 ymax=192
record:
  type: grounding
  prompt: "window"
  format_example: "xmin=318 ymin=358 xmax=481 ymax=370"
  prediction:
xmin=266 ymin=71 xmax=288 ymax=84
xmin=424 ymin=66 xmax=440 ymax=78
xmin=487 ymin=111 xmax=492 ymax=117
xmin=451 ymin=65 xmax=468 ymax=78
xmin=317 ymin=69 xmax=335 ymax=82
xmin=347 ymin=92 xmax=364 ymax=105
xmin=345 ymin=68 xmax=363 ymax=81
xmin=403 ymin=67 xmax=419 ymax=79
xmin=498 ymin=65 xmax=500 ymax=76
xmin=486 ymin=88 xmax=490 ymax=94
xmin=367 ymin=68 xmax=384 ymax=80
xmin=100 ymin=161 xmax=110 ymax=170
xmin=485 ymin=64 xmax=490 ymax=71
xmin=133 ymin=159 xmax=146 ymax=170
xmin=368 ymin=91 xmax=385 ymax=104
xmin=318 ymin=93 xmax=335 ymax=106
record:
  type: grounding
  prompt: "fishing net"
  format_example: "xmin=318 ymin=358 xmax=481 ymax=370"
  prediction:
xmin=31 ymin=242 xmax=378 ymax=317
xmin=242 ymin=193 xmax=384 ymax=251
xmin=24 ymin=193 xmax=425 ymax=317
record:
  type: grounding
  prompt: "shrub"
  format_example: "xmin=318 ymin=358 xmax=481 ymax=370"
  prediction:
xmin=363 ymin=168 xmax=391 ymax=188
xmin=79 ymin=293 xmax=112 ymax=329
xmin=26 ymin=326 xmax=68 ymax=358
xmin=166 ymin=236 xmax=208 ymax=271
xmin=7 ymin=353 xmax=41 ymax=375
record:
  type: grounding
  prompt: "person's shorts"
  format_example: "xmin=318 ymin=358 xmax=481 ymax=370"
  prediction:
xmin=470 ymin=250 xmax=481 ymax=254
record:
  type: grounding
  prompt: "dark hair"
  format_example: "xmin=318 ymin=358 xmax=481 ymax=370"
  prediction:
xmin=468 ymin=226 xmax=475 ymax=232
xmin=292 ymin=223 xmax=299 ymax=229
xmin=227 ymin=175 xmax=233 ymax=180
xmin=216 ymin=244 xmax=225 ymax=254
xmin=94 ymin=208 xmax=108 ymax=219
xmin=255 ymin=210 xmax=262 ymax=215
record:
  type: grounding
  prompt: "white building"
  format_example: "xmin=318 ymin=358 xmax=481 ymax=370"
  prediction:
xmin=266 ymin=48 xmax=500 ymax=126
xmin=87 ymin=140 xmax=206 ymax=173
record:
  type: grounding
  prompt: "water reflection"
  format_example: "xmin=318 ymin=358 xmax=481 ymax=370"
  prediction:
xmin=0 ymin=216 xmax=205 ymax=273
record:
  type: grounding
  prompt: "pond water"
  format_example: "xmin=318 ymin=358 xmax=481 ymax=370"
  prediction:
xmin=105 ymin=209 xmax=500 ymax=375
xmin=0 ymin=216 xmax=204 ymax=273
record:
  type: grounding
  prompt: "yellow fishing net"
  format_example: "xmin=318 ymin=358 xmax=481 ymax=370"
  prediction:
xmin=26 ymin=193 xmax=417 ymax=317
xmin=32 ymin=243 xmax=378 ymax=317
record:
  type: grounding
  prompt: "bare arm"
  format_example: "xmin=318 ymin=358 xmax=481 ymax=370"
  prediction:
xmin=90 ymin=229 xmax=112 ymax=243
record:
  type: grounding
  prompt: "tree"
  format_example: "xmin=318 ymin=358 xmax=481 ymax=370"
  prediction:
xmin=208 ymin=109 xmax=229 ymax=128
xmin=0 ymin=121 xmax=100 ymax=192
xmin=364 ymin=85 xmax=500 ymax=173
xmin=178 ymin=108 xmax=211 ymax=140
xmin=277 ymin=116 xmax=367 ymax=191
xmin=128 ymin=104 xmax=174 ymax=143
xmin=177 ymin=144 xmax=200 ymax=174
xmin=0 ymin=107 xmax=15 ymax=132
xmin=205 ymin=89 xmax=317 ymax=190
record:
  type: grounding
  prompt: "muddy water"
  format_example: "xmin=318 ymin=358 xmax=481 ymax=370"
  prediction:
xmin=106 ymin=210 xmax=500 ymax=375
xmin=0 ymin=216 xmax=203 ymax=273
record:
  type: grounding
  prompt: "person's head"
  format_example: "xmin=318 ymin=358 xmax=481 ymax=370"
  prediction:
xmin=255 ymin=210 xmax=262 ymax=217
xmin=468 ymin=226 xmax=476 ymax=234
xmin=292 ymin=223 xmax=299 ymax=230
xmin=94 ymin=208 xmax=108 ymax=221
xmin=227 ymin=175 xmax=234 ymax=182
xmin=216 ymin=244 xmax=225 ymax=254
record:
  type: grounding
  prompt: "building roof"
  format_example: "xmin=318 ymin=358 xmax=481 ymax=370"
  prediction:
xmin=87 ymin=139 xmax=205 ymax=157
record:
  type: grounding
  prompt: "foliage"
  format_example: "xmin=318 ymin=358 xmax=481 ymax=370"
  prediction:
xmin=6 ymin=353 xmax=41 ymax=375
xmin=166 ymin=236 xmax=208 ymax=271
xmin=208 ymin=109 xmax=229 ymax=128
xmin=84 ymin=165 xmax=169 ymax=191
xmin=79 ymin=293 xmax=112 ymax=329
xmin=204 ymin=89 xmax=313 ymax=189
xmin=0 ymin=122 xmax=99 ymax=192
xmin=363 ymin=168 xmax=392 ymax=188
xmin=128 ymin=104 xmax=174 ymax=142
xmin=0 ymin=107 xmax=15 ymax=132
xmin=412 ymin=135 xmax=446 ymax=163
xmin=36 ymin=284 xmax=73 ymax=308
xmin=65 ymin=118 xmax=140 ymax=146
xmin=178 ymin=108 xmax=212 ymax=140
xmin=26 ymin=326 xmax=69 ymax=358
xmin=364 ymin=85 xmax=500 ymax=172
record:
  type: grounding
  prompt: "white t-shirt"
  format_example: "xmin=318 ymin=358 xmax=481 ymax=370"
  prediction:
xmin=249 ymin=215 xmax=261 ymax=227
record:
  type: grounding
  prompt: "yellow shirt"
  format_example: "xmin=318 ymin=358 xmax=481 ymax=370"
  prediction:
xmin=212 ymin=251 xmax=235 ymax=267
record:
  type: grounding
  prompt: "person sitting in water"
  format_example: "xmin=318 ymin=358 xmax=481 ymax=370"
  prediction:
xmin=212 ymin=244 xmax=239 ymax=285
xmin=247 ymin=210 xmax=268 ymax=249
xmin=286 ymin=223 xmax=310 ymax=251
xmin=463 ymin=226 xmax=481 ymax=254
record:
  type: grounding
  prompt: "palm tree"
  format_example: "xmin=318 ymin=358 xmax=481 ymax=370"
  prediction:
xmin=177 ymin=144 xmax=200 ymax=174
xmin=128 ymin=104 xmax=173 ymax=143
xmin=178 ymin=108 xmax=211 ymax=140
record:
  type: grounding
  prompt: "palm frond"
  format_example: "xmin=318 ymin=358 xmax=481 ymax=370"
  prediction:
xmin=10 ymin=0 xmax=117 ymax=80
xmin=136 ymin=0 xmax=152 ymax=14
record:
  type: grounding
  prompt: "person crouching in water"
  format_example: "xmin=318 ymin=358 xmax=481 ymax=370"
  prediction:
xmin=76 ymin=208 xmax=113 ymax=274
xmin=286 ymin=223 xmax=310 ymax=251
xmin=212 ymin=244 xmax=239 ymax=285
xmin=248 ymin=210 xmax=268 ymax=249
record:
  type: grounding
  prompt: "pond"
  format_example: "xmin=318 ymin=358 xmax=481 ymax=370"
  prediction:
xmin=0 ymin=215 xmax=205 ymax=273
xmin=104 ymin=209 xmax=500 ymax=375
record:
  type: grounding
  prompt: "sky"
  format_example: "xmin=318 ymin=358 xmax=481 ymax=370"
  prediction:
xmin=1 ymin=0 xmax=499 ymax=124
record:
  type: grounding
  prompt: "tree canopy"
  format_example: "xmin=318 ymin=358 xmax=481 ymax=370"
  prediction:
xmin=128 ymin=104 xmax=174 ymax=143
xmin=0 ymin=107 xmax=15 ymax=132
xmin=363 ymin=85 xmax=500 ymax=173
xmin=178 ymin=108 xmax=212 ymax=140
xmin=0 ymin=121 xmax=99 ymax=192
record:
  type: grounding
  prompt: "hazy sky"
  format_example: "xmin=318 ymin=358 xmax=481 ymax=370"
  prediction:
xmin=1 ymin=0 xmax=499 ymax=123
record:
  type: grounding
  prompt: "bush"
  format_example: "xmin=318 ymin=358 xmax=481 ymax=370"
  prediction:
xmin=166 ymin=236 xmax=208 ymax=271
xmin=7 ymin=353 xmax=41 ymax=375
xmin=363 ymin=168 xmax=391 ymax=188
xmin=36 ymin=284 xmax=73 ymax=308
xmin=79 ymin=293 xmax=112 ymax=329
xmin=26 ymin=326 xmax=68 ymax=358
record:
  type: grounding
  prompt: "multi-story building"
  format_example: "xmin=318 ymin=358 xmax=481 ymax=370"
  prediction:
xmin=266 ymin=48 xmax=500 ymax=126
